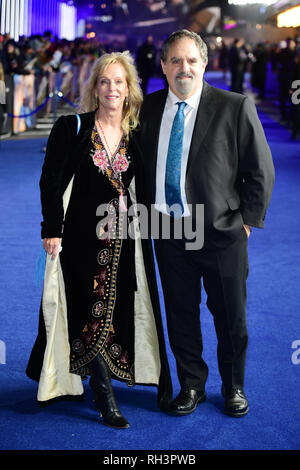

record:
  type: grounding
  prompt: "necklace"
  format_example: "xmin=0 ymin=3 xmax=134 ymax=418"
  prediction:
xmin=96 ymin=119 xmax=122 ymax=160
xmin=93 ymin=123 xmax=128 ymax=213
xmin=95 ymin=119 xmax=124 ymax=184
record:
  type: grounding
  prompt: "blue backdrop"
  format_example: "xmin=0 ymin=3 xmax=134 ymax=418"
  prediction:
xmin=0 ymin=73 xmax=299 ymax=451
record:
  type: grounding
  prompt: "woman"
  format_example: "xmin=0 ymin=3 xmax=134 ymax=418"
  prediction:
xmin=0 ymin=55 xmax=5 ymax=135
xmin=26 ymin=51 xmax=172 ymax=429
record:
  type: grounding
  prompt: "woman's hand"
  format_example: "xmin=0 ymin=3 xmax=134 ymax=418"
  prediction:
xmin=243 ymin=224 xmax=251 ymax=238
xmin=42 ymin=238 xmax=62 ymax=260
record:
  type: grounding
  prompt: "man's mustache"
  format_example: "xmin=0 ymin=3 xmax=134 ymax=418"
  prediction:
xmin=175 ymin=72 xmax=194 ymax=80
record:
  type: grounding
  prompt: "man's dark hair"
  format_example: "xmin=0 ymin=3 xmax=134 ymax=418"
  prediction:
xmin=161 ymin=29 xmax=208 ymax=64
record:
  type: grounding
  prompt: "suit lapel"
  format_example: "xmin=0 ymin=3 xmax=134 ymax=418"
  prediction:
xmin=186 ymin=81 xmax=218 ymax=172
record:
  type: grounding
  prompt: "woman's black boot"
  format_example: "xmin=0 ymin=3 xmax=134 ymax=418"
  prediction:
xmin=90 ymin=353 xmax=129 ymax=429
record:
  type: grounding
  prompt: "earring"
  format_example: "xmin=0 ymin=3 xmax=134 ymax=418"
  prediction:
xmin=125 ymin=96 xmax=129 ymax=106
xmin=95 ymin=96 xmax=99 ymax=108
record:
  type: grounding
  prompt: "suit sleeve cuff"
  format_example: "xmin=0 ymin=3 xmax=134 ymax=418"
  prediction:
xmin=41 ymin=221 xmax=63 ymax=239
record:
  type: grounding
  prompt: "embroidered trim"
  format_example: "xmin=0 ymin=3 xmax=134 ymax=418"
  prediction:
xmin=70 ymin=211 xmax=134 ymax=383
xmin=69 ymin=129 xmax=134 ymax=384
xmin=90 ymin=127 xmax=131 ymax=196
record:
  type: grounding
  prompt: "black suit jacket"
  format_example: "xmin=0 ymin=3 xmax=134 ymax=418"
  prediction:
xmin=136 ymin=81 xmax=275 ymax=249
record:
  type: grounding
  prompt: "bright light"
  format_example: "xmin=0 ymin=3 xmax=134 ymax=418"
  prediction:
xmin=60 ymin=2 xmax=76 ymax=40
xmin=0 ymin=0 xmax=6 ymax=34
xmin=228 ymin=1 xmax=277 ymax=4
xmin=277 ymin=6 xmax=300 ymax=28
xmin=224 ymin=19 xmax=237 ymax=30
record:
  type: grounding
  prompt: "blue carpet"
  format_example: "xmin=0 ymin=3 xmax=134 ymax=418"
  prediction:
xmin=0 ymin=75 xmax=300 ymax=451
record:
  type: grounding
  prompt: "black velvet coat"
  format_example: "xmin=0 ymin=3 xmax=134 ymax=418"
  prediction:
xmin=26 ymin=111 xmax=173 ymax=410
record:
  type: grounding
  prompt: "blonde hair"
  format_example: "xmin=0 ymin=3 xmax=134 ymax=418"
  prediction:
xmin=79 ymin=51 xmax=143 ymax=138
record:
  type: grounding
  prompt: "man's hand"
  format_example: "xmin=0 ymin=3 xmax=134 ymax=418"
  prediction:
xmin=43 ymin=238 xmax=62 ymax=260
xmin=243 ymin=224 xmax=251 ymax=238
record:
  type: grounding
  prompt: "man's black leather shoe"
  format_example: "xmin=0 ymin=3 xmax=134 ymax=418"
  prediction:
xmin=169 ymin=389 xmax=206 ymax=415
xmin=222 ymin=385 xmax=249 ymax=417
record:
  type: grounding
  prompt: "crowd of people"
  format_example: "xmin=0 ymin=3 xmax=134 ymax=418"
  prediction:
xmin=0 ymin=30 xmax=299 ymax=139
xmin=219 ymin=36 xmax=300 ymax=140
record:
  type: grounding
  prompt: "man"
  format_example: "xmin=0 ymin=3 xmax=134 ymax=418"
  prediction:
xmin=136 ymin=30 xmax=275 ymax=417
xmin=136 ymin=35 xmax=157 ymax=95
xmin=229 ymin=38 xmax=249 ymax=94
xmin=275 ymin=38 xmax=296 ymax=122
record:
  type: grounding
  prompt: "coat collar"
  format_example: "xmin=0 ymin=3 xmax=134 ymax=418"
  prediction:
xmin=78 ymin=110 xmax=97 ymax=132
xmin=74 ymin=110 xmax=96 ymax=149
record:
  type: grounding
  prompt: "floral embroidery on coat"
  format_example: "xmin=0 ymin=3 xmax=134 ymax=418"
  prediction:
xmin=69 ymin=128 xmax=134 ymax=385
xmin=91 ymin=127 xmax=130 ymax=195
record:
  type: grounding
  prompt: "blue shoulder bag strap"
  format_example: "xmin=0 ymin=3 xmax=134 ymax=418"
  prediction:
xmin=75 ymin=113 xmax=81 ymax=135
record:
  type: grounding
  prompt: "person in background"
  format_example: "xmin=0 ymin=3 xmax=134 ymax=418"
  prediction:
xmin=4 ymin=40 xmax=34 ymax=76
xmin=275 ymin=38 xmax=296 ymax=123
xmin=0 ymin=45 xmax=6 ymax=136
xmin=136 ymin=35 xmax=157 ymax=95
xmin=218 ymin=39 xmax=229 ymax=80
xmin=229 ymin=38 xmax=249 ymax=94
xmin=251 ymin=42 xmax=268 ymax=100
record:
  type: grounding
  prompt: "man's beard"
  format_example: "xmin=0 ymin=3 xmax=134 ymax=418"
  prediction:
xmin=174 ymin=72 xmax=195 ymax=96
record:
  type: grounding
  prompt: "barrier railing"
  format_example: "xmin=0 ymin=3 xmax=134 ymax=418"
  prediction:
xmin=2 ymin=68 xmax=82 ymax=136
xmin=7 ymin=91 xmax=79 ymax=117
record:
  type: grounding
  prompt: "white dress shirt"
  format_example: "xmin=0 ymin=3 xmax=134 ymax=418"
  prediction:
xmin=155 ymin=84 xmax=203 ymax=216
